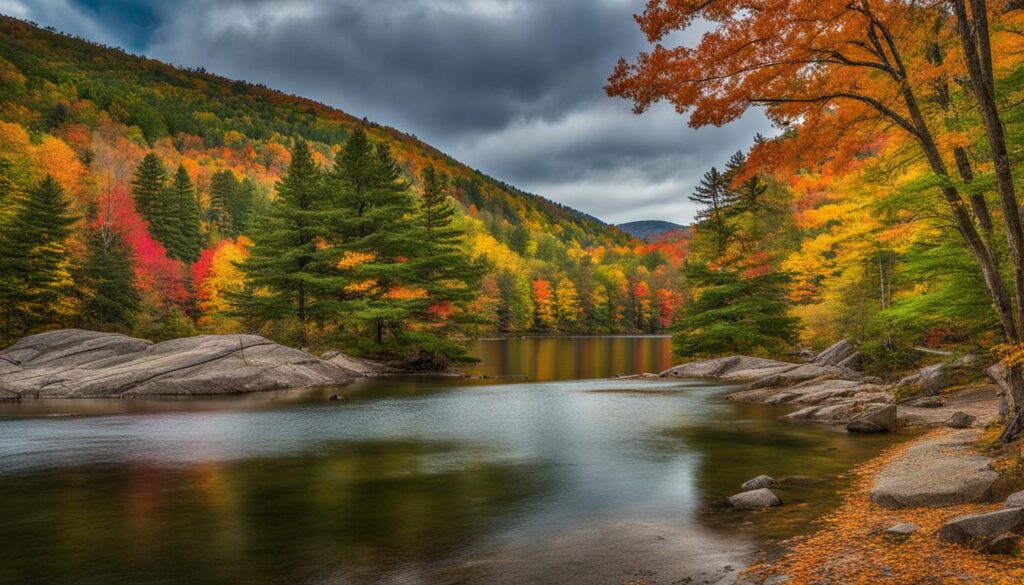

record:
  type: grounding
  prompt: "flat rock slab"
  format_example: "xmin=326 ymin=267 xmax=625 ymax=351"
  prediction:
xmin=869 ymin=430 xmax=998 ymax=509
xmin=0 ymin=329 xmax=359 ymax=398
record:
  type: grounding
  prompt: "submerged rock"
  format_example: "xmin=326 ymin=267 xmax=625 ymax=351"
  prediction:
xmin=0 ymin=329 xmax=359 ymax=398
xmin=846 ymin=404 xmax=897 ymax=433
xmin=741 ymin=475 xmax=775 ymax=490
xmin=727 ymin=488 xmax=782 ymax=509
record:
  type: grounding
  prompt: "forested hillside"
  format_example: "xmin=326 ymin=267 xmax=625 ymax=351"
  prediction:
xmin=0 ymin=15 xmax=686 ymax=358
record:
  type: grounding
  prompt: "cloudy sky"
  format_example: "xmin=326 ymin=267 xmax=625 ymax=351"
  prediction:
xmin=4 ymin=0 xmax=775 ymax=224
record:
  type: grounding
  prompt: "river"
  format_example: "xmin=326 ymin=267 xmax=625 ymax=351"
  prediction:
xmin=0 ymin=336 xmax=904 ymax=584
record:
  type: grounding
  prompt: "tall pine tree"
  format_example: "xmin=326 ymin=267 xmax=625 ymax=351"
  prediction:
xmin=233 ymin=142 xmax=322 ymax=347
xmin=689 ymin=167 xmax=734 ymax=257
xmin=322 ymin=129 xmax=420 ymax=351
xmin=171 ymin=164 xmax=202 ymax=262
xmin=131 ymin=153 xmax=181 ymax=254
xmin=673 ymin=264 xmax=799 ymax=359
xmin=207 ymin=170 xmax=235 ymax=239
xmin=407 ymin=164 xmax=482 ymax=360
xmin=81 ymin=221 xmax=140 ymax=331
xmin=0 ymin=175 xmax=76 ymax=342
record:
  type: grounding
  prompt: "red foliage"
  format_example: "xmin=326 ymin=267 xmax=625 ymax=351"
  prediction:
xmin=95 ymin=182 xmax=188 ymax=306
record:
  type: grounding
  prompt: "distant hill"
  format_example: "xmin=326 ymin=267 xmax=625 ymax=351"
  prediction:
xmin=617 ymin=220 xmax=688 ymax=241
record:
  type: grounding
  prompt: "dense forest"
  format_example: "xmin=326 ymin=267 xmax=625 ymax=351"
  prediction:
xmin=0 ymin=15 xmax=689 ymax=362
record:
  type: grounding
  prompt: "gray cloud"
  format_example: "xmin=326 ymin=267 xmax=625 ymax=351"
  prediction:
xmin=14 ymin=0 xmax=776 ymax=224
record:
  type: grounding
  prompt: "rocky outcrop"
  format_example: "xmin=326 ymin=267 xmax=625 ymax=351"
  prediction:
xmin=813 ymin=339 xmax=860 ymax=368
xmin=846 ymin=404 xmax=897 ymax=433
xmin=937 ymin=508 xmax=1024 ymax=550
xmin=661 ymin=356 xmax=796 ymax=380
xmin=727 ymin=488 xmax=782 ymax=509
xmin=869 ymin=430 xmax=999 ymax=508
xmin=0 ymin=329 xmax=360 ymax=398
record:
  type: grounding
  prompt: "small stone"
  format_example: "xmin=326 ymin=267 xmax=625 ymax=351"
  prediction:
xmin=982 ymin=533 xmax=1018 ymax=555
xmin=727 ymin=488 xmax=782 ymax=509
xmin=741 ymin=475 xmax=775 ymax=490
xmin=1004 ymin=490 xmax=1024 ymax=508
xmin=883 ymin=522 xmax=918 ymax=541
xmin=944 ymin=411 xmax=975 ymax=429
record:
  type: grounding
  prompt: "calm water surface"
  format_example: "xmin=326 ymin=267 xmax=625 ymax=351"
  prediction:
xmin=0 ymin=337 xmax=905 ymax=584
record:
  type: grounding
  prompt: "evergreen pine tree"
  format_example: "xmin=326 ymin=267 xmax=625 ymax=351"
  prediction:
xmin=207 ymin=170 xmax=235 ymax=239
xmin=689 ymin=167 xmax=735 ymax=256
xmin=322 ymin=129 xmax=420 ymax=351
xmin=673 ymin=263 xmax=799 ymax=358
xmin=0 ymin=175 xmax=77 ymax=342
xmin=232 ymin=142 xmax=322 ymax=347
xmin=82 ymin=221 xmax=140 ymax=330
xmin=406 ymin=164 xmax=483 ymax=361
xmin=723 ymin=150 xmax=767 ymax=213
xmin=228 ymin=177 xmax=255 ymax=236
xmin=171 ymin=164 xmax=202 ymax=262
xmin=131 ymin=153 xmax=168 ymax=222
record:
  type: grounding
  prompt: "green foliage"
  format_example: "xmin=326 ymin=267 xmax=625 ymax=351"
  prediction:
xmin=0 ymin=175 xmax=76 ymax=343
xmin=232 ymin=141 xmax=323 ymax=346
xmin=81 ymin=225 xmax=140 ymax=330
xmin=171 ymin=164 xmax=202 ymax=263
xmin=673 ymin=264 xmax=800 ymax=358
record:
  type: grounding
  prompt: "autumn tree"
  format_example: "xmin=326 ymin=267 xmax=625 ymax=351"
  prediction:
xmin=606 ymin=0 xmax=1024 ymax=437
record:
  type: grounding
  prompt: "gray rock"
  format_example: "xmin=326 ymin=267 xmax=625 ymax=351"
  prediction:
xmin=727 ymin=488 xmax=782 ymax=509
xmin=902 ymin=396 xmax=944 ymax=408
xmin=846 ymin=404 xmax=897 ymax=433
xmin=836 ymin=351 xmax=862 ymax=370
xmin=870 ymin=431 xmax=998 ymax=508
xmin=1004 ymin=490 xmax=1024 ymax=508
xmin=917 ymin=363 xmax=952 ymax=396
xmin=982 ymin=533 xmax=1019 ymax=555
xmin=814 ymin=340 xmax=859 ymax=367
xmin=0 ymin=329 xmax=359 ymax=398
xmin=661 ymin=356 xmax=795 ymax=380
xmin=938 ymin=508 xmax=1024 ymax=549
xmin=741 ymin=475 xmax=775 ymax=490
xmin=883 ymin=522 xmax=918 ymax=540
xmin=945 ymin=411 xmax=976 ymax=429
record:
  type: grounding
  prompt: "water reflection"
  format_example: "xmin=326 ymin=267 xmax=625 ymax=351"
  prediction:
xmin=0 ymin=337 xmax=906 ymax=584
xmin=466 ymin=336 xmax=674 ymax=381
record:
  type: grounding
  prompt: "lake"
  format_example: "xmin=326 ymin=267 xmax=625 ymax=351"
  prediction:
xmin=0 ymin=337 xmax=905 ymax=584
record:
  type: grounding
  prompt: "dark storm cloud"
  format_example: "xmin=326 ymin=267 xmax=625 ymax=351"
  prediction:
xmin=10 ymin=0 xmax=776 ymax=223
